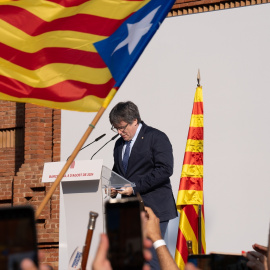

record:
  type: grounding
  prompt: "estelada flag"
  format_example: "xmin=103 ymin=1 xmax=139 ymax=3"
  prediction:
xmin=175 ymin=84 xmax=206 ymax=269
xmin=0 ymin=0 xmax=175 ymax=112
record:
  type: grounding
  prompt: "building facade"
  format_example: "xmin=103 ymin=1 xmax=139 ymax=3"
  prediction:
xmin=0 ymin=102 xmax=61 ymax=268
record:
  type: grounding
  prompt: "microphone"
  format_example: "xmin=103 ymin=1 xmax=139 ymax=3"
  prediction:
xmin=96 ymin=133 xmax=106 ymax=141
xmin=66 ymin=134 xmax=106 ymax=161
xmin=91 ymin=134 xmax=119 ymax=160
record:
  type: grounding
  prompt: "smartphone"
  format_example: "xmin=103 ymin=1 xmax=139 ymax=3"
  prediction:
xmin=0 ymin=206 xmax=39 ymax=270
xmin=188 ymin=254 xmax=250 ymax=270
xmin=188 ymin=254 xmax=211 ymax=270
xmin=113 ymin=187 xmax=125 ymax=191
xmin=105 ymin=198 xmax=144 ymax=270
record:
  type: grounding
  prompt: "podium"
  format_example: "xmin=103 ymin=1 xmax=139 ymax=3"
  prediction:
xmin=42 ymin=159 xmax=135 ymax=269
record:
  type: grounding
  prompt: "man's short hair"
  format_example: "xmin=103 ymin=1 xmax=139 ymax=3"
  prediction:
xmin=109 ymin=101 xmax=141 ymax=125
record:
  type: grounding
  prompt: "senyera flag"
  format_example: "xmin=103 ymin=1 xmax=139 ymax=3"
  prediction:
xmin=175 ymin=84 xmax=206 ymax=269
xmin=0 ymin=0 xmax=175 ymax=112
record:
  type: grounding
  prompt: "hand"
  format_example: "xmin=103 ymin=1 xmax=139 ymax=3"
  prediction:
xmin=110 ymin=188 xmax=118 ymax=198
xmin=117 ymin=186 xmax=133 ymax=196
xmin=144 ymin=206 xmax=162 ymax=243
xmin=185 ymin=262 xmax=201 ymax=270
xmin=142 ymin=238 xmax=152 ymax=270
xmin=252 ymin=243 xmax=268 ymax=257
xmin=143 ymin=208 xmax=179 ymax=270
xmin=245 ymin=251 xmax=266 ymax=270
xmin=20 ymin=258 xmax=53 ymax=270
xmin=93 ymin=230 xmax=152 ymax=270
xmin=139 ymin=211 xmax=152 ymax=270
xmin=92 ymin=234 xmax=112 ymax=270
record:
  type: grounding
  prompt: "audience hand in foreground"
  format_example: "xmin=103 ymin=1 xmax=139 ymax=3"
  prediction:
xmin=185 ymin=262 xmax=201 ymax=270
xmin=93 ymin=211 xmax=152 ymax=270
xmin=144 ymin=206 xmax=180 ymax=270
xmin=20 ymin=258 xmax=53 ymax=270
xmin=252 ymin=244 xmax=268 ymax=257
xmin=92 ymin=234 xmax=112 ymax=270
xmin=245 ymin=251 xmax=267 ymax=270
xmin=144 ymin=206 xmax=162 ymax=242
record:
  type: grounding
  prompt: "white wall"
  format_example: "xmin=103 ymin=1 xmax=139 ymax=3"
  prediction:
xmin=61 ymin=3 xmax=270 ymax=256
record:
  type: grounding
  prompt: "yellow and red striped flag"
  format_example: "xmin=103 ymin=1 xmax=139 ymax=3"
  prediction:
xmin=0 ymin=0 xmax=175 ymax=112
xmin=175 ymin=83 xmax=206 ymax=269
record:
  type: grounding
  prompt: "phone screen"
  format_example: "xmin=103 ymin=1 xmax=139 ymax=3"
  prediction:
xmin=105 ymin=199 xmax=144 ymax=270
xmin=188 ymin=254 xmax=212 ymax=270
xmin=211 ymin=254 xmax=250 ymax=270
xmin=188 ymin=254 xmax=250 ymax=270
xmin=0 ymin=206 xmax=38 ymax=270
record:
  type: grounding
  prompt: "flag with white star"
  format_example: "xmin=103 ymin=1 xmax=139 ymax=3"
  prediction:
xmin=94 ymin=0 xmax=175 ymax=88
xmin=0 ymin=0 xmax=175 ymax=112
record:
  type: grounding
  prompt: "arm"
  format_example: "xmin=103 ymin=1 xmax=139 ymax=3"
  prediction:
xmin=155 ymin=246 xmax=180 ymax=270
xmin=145 ymin=207 xmax=179 ymax=270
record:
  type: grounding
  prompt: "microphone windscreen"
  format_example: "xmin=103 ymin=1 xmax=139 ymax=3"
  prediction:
xmin=111 ymin=134 xmax=119 ymax=140
xmin=95 ymin=133 xmax=106 ymax=141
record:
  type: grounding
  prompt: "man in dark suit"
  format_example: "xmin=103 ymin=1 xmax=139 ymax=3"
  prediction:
xmin=109 ymin=101 xmax=177 ymax=270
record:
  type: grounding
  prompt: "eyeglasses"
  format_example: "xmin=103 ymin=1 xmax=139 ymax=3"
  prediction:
xmin=111 ymin=123 xmax=129 ymax=133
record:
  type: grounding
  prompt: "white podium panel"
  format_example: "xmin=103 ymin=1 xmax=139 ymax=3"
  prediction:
xmin=61 ymin=179 xmax=103 ymax=269
xmin=42 ymin=159 xmax=103 ymax=182
xmin=42 ymin=159 xmax=135 ymax=269
xmin=43 ymin=159 xmax=104 ymax=270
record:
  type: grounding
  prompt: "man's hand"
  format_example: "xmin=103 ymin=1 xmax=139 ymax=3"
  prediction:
xmin=144 ymin=206 xmax=162 ymax=242
xmin=110 ymin=188 xmax=118 ymax=198
xmin=117 ymin=186 xmax=133 ymax=196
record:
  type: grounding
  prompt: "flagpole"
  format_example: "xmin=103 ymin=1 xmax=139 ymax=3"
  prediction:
xmin=35 ymin=91 xmax=116 ymax=219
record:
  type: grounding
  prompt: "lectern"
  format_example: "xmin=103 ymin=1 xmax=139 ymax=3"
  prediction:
xmin=42 ymin=159 xmax=135 ymax=269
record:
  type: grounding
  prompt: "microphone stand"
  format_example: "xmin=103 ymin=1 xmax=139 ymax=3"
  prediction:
xmin=66 ymin=134 xmax=106 ymax=161
xmin=80 ymin=134 xmax=105 ymax=151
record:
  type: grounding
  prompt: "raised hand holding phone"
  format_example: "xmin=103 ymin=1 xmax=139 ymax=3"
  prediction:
xmin=105 ymin=198 xmax=145 ymax=270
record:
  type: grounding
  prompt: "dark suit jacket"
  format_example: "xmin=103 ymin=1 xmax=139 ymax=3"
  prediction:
xmin=112 ymin=122 xmax=177 ymax=222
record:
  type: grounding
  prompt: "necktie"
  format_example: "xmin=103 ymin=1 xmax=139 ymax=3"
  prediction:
xmin=122 ymin=141 xmax=131 ymax=173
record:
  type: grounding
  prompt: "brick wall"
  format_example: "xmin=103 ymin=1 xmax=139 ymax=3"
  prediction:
xmin=0 ymin=101 xmax=60 ymax=269
xmin=0 ymin=101 xmax=24 ymax=205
